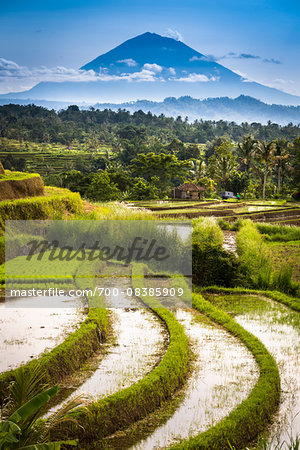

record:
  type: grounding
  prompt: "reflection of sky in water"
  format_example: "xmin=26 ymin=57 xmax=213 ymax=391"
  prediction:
xmin=48 ymin=286 xmax=166 ymax=415
xmin=0 ymin=296 xmax=85 ymax=372
xmin=4 ymin=294 xmax=85 ymax=308
xmin=234 ymin=300 xmax=300 ymax=446
xmin=158 ymin=223 xmax=192 ymax=242
xmin=133 ymin=309 xmax=258 ymax=449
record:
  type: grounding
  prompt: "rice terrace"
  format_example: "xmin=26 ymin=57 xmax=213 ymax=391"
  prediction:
xmin=1 ymin=1 xmax=300 ymax=445
xmin=0 ymin=103 xmax=299 ymax=450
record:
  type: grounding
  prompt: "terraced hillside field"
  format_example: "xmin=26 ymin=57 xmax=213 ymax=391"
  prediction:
xmin=0 ymin=138 xmax=113 ymax=175
xmin=0 ymin=199 xmax=299 ymax=450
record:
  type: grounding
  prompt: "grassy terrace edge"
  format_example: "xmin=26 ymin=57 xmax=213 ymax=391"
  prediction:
xmin=58 ymin=263 xmax=190 ymax=444
xmin=196 ymin=286 xmax=300 ymax=312
xmin=0 ymin=170 xmax=41 ymax=181
xmin=0 ymin=187 xmax=84 ymax=230
xmin=170 ymin=292 xmax=280 ymax=450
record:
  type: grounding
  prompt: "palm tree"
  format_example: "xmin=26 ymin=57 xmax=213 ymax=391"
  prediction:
xmin=0 ymin=363 xmax=86 ymax=449
xmin=207 ymin=143 xmax=237 ymax=190
xmin=237 ymin=136 xmax=257 ymax=200
xmin=254 ymin=140 xmax=276 ymax=200
xmin=274 ymin=139 xmax=290 ymax=193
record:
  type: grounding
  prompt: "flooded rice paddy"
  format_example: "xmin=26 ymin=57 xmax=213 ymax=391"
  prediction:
xmin=0 ymin=295 xmax=86 ymax=373
xmin=132 ymin=308 xmax=258 ymax=449
xmin=48 ymin=283 xmax=167 ymax=414
xmin=204 ymin=294 xmax=300 ymax=447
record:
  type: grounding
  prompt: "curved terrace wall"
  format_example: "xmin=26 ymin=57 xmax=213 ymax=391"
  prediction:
xmin=0 ymin=173 xmax=44 ymax=201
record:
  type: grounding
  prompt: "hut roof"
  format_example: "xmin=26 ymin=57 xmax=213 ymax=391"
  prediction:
xmin=176 ymin=183 xmax=205 ymax=192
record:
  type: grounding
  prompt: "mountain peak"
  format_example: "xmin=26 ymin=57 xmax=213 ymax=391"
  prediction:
xmin=80 ymin=31 xmax=210 ymax=75
xmin=2 ymin=32 xmax=299 ymax=107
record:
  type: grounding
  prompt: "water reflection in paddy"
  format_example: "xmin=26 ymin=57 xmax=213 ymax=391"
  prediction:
xmin=133 ymin=308 xmax=258 ymax=449
xmin=48 ymin=285 xmax=167 ymax=413
xmin=0 ymin=295 xmax=85 ymax=373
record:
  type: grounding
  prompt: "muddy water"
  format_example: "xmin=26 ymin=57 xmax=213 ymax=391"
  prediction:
xmin=222 ymin=231 xmax=237 ymax=254
xmin=232 ymin=295 xmax=300 ymax=446
xmin=48 ymin=285 xmax=167 ymax=412
xmin=133 ymin=308 xmax=258 ymax=449
xmin=205 ymin=294 xmax=300 ymax=447
xmin=0 ymin=296 xmax=86 ymax=373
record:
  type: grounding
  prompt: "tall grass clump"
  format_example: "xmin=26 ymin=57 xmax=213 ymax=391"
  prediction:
xmin=256 ymin=223 xmax=300 ymax=242
xmin=82 ymin=202 xmax=154 ymax=220
xmin=236 ymin=220 xmax=271 ymax=289
xmin=193 ymin=217 xmax=223 ymax=247
xmin=236 ymin=220 xmax=298 ymax=295
xmin=0 ymin=191 xmax=84 ymax=230
xmin=217 ymin=218 xmax=244 ymax=232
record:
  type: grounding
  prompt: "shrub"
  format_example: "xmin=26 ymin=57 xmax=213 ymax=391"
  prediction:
xmin=87 ymin=172 xmax=120 ymax=201
xmin=127 ymin=177 xmax=159 ymax=200
xmin=192 ymin=243 xmax=244 ymax=287
xmin=192 ymin=217 xmax=244 ymax=287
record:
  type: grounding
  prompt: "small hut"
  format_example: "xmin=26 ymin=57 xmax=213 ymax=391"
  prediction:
xmin=172 ymin=183 xmax=206 ymax=200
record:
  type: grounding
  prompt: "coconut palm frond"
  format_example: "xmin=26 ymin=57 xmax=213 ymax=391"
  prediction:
xmin=46 ymin=394 xmax=87 ymax=429
xmin=9 ymin=362 xmax=49 ymax=412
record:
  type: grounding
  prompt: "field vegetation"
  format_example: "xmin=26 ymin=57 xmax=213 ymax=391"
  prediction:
xmin=0 ymin=104 xmax=300 ymax=203
xmin=1 ymin=104 xmax=300 ymax=449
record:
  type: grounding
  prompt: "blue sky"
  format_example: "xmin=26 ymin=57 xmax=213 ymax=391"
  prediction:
xmin=0 ymin=0 xmax=299 ymax=95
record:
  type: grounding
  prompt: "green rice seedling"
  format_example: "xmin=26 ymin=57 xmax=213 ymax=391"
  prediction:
xmin=256 ymin=223 xmax=300 ymax=243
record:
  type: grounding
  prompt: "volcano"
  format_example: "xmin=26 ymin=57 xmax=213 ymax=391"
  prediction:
xmin=1 ymin=32 xmax=299 ymax=106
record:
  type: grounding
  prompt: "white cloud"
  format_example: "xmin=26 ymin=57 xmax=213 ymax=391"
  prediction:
xmin=162 ymin=29 xmax=183 ymax=41
xmin=169 ymin=67 xmax=176 ymax=75
xmin=117 ymin=58 xmax=138 ymax=67
xmin=189 ymin=56 xmax=202 ymax=62
xmin=0 ymin=57 xmax=166 ymax=93
xmin=263 ymin=78 xmax=295 ymax=91
xmin=96 ymin=69 xmax=158 ymax=83
xmin=143 ymin=63 xmax=162 ymax=73
xmin=0 ymin=57 xmax=104 ymax=93
xmin=174 ymin=73 xmax=218 ymax=83
xmin=274 ymin=78 xmax=294 ymax=85
xmin=189 ymin=54 xmax=217 ymax=62
xmin=126 ymin=69 xmax=157 ymax=82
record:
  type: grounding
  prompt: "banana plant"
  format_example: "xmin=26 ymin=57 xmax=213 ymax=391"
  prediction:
xmin=0 ymin=364 xmax=84 ymax=449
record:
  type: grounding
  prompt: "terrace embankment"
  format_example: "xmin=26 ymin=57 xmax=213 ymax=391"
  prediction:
xmin=203 ymin=292 xmax=300 ymax=446
xmin=152 ymin=203 xmax=300 ymax=224
xmin=0 ymin=173 xmax=44 ymax=200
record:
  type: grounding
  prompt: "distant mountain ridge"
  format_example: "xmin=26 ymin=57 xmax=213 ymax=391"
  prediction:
xmin=93 ymin=95 xmax=300 ymax=124
xmin=0 ymin=32 xmax=299 ymax=108
xmin=1 ymin=95 xmax=299 ymax=125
